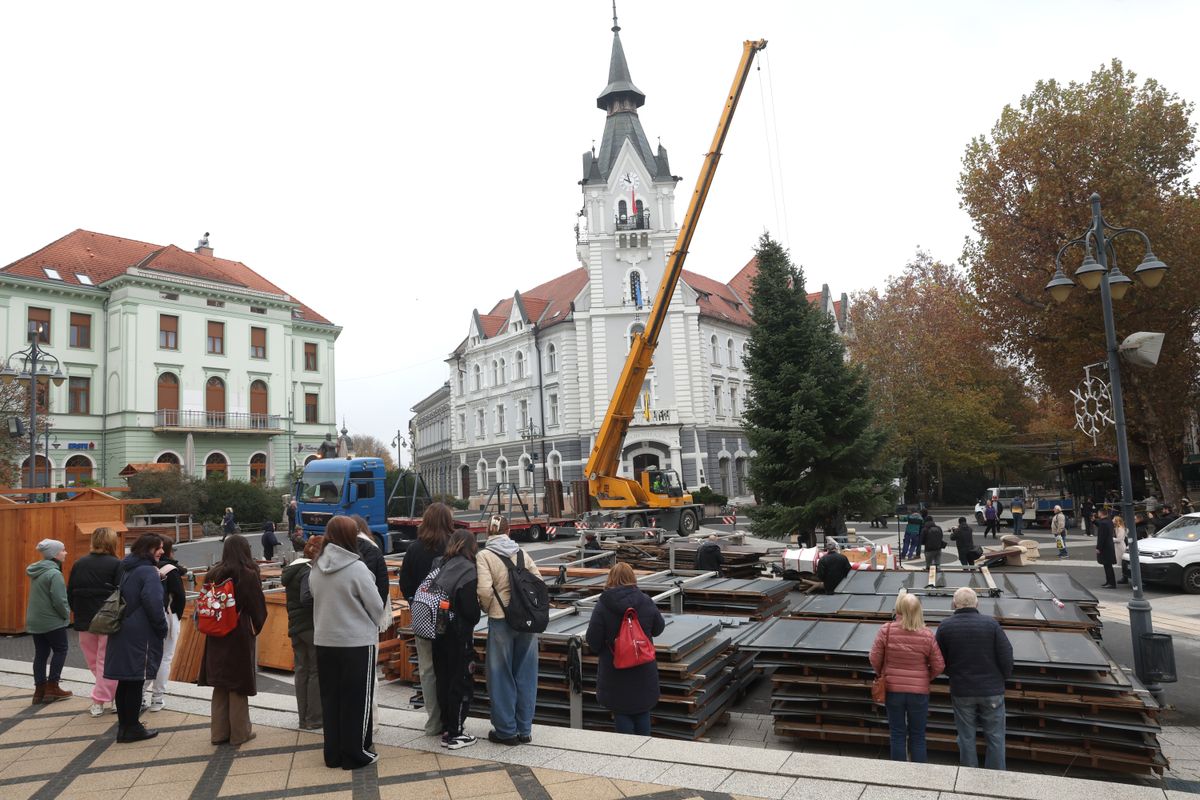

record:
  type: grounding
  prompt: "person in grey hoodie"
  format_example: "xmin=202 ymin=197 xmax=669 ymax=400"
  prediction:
xmin=309 ymin=516 xmax=386 ymax=770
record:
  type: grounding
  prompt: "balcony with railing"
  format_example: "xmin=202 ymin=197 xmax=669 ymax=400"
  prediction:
xmin=155 ymin=409 xmax=284 ymax=433
xmin=614 ymin=212 xmax=652 ymax=231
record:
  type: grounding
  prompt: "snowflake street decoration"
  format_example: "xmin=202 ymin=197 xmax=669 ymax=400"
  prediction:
xmin=1071 ymin=364 xmax=1114 ymax=445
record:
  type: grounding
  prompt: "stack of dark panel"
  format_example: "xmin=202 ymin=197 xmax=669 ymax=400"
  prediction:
xmin=607 ymin=540 xmax=765 ymax=579
xmin=468 ymin=610 xmax=762 ymax=740
xmin=550 ymin=575 xmax=795 ymax=620
xmin=741 ymin=614 xmax=1165 ymax=775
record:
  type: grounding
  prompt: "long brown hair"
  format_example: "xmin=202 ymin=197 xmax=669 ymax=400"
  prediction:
xmin=323 ymin=515 xmax=360 ymax=553
xmin=444 ymin=529 xmax=477 ymax=560
xmin=418 ymin=502 xmax=454 ymax=550
xmin=605 ymin=562 xmax=636 ymax=589
xmin=208 ymin=535 xmax=259 ymax=584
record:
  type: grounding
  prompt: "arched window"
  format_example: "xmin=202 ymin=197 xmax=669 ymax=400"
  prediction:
xmin=548 ymin=452 xmax=562 ymax=481
xmin=710 ymin=335 xmax=719 ymax=364
xmin=629 ymin=323 xmax=645 ymax=352
xmin=742 ymin=342 xmax=749 ymax=366
xmin=499 ymin=358 xmax=506 ymax=384
xmin=205 ymin=377 xmax=225 ymax=426
xmin=458 ymin=370 xmax=465 ymax=395
xmin=205 ymin=452 xmax=228 ymax=480
xmin=21 ymin=455 xmax=50 ymax=488
xmin=518 ymin=454 xmax=531 ymax=488
xmin=515 ymin=351 xmax=525 ymax=379
xmin=65 ymin=455 xmax=93 ymax=487
xmin=635 ymin=199 xmax=644 ymax=217
xmin=492 ymin=360 xmax=499 ymax=385
xmin=477 ymin=459 xmax=488 ymax=492
xmin=250 ymin=380 xmax=268 ymax=428
xmin=546 ymin=344 xmax=557 ymax=373
xmin=496 ymin=457 xmax=509 ymax=485
xmin=156 ymin=452 xmax=180 ymax=466
xmin=249 ymin=452 xmax=267 ymax=484
xmin=727 ymin=338 xmax=735 ymax=367
xmin=473 ymin=364 xmax=481 ymax=391
xmin=630 ymin=270 xmax=644 ymax=307
xmin=618 ymin=199 xmax=628 ymax=221
xmin=157 ymin=372 xmax=179 ymax=425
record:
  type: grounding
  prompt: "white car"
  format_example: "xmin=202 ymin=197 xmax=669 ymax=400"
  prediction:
xmin=1123 ymin=512 xmax=1200 ymax=594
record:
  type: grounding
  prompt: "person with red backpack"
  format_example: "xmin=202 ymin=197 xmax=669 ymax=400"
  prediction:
xmin=585 ymin=562 xmax=665 ymax=735
xmin=198 ymin=536 xmax=267 ymax=746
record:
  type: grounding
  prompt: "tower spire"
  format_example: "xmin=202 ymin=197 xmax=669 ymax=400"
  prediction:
xmin=596 ymin=4 xmax=644 ymax=112
xmin=612 ymin=0 xmax=619 ymax=32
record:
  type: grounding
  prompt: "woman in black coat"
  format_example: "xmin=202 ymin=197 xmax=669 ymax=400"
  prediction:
xmin=585 ymin=562 xmax=665 ymax=735
xmin=431 ymin=529 xmax=481 ymax=750
xmin=199 ymin=536 xmax=268 ymax=746
xmin=67 ymin=526 xmax=122 ymax=716
xmin=103 ymin=534 xmax=167 ymax=743
xmin=1096 ymin=513 xmax=1118 ymax=588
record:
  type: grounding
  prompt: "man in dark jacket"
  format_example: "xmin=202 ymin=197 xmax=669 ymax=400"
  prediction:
xmin=694 ymin=535 xmax=724 ymax=576
xmin=1155 ymin=505 xmax=1179 ymax=531
xmin=1096 ymin=509 xmax=1118 ymax=588
xmin=921 ymin=519 xmax=945 ymax=570
xmin=902 ymin=512 xmax=924 ymax=561
xmin=814 ymin=541 xmax=851 ymax=593
xmin=950 ymin=517 xmax=979 ymax=566
xmin=935 ymin=587 xmax=1013 ymax=770
xmin=1080 ymin=498 xmax=1095 ymax=537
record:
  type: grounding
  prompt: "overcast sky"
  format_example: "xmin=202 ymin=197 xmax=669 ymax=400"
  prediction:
xmin=2 ymin=1 xmax=1198 ymax=465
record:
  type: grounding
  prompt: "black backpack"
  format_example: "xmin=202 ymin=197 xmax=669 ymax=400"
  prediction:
xmin=491 ymin=550 xmax=549 ymax=634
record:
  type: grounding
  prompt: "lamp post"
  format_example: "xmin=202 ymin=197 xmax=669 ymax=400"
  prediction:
xmin=1045 ymin=192 xmax=1169 ymax=697
xmin=2 ymin=321 xmax=67 ymax=500
xmin=519 ymin=423 xmax=542 ymax=516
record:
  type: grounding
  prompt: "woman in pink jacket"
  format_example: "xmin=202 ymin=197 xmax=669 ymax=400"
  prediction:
xmin=869 ymin=591 xmax=945 ymax=762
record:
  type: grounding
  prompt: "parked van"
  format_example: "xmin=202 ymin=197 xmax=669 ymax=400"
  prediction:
xmin=974 ymin=486 xmax=1029 ymax=525
xmin=1123 ymin=512 xmax=1200 ymax=594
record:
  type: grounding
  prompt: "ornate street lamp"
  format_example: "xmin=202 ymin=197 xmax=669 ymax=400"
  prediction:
xmin=2 ymin=321 xmax=67 ymax=499
xmin=1045 ymin=192 xmax=1169 ymax=697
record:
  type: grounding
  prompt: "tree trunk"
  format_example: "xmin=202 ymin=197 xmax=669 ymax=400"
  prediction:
xmin=936 ymin=460 xmax=944 ymax=505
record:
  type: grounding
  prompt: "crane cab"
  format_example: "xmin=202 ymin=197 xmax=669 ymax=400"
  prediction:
xmin=641 ymin=468 xmax=686 ymax=501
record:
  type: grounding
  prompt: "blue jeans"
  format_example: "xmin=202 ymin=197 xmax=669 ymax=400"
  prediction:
xmin=884 ymin=692 xmax=929 ymax=762
xmin=901 ymin=532 xmax=921 ymax=560
xmin=485 ymin=618 xmax=538 ymax=738
xmin=1012 ymin=515 xmax=1023 ymax=536
xmin=951 ymin=695 xmax=1006 ymax=769
xmin=613 ymin=711 xmax=651 ymax=735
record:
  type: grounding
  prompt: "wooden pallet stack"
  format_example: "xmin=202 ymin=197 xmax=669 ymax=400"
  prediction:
xmin=548 ymin=575 xmax=795 ymax=620
xmin=605 ymin=540 xmax=765 ymax=579
xmin=467 ymin=610 xmax=762 ymax=740
xmin=378 ymin=600 xmax=417 ymax=683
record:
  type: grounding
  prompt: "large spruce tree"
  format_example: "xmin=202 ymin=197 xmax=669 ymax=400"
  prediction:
xmin=743 ymin=234 xmax=889 ymax=544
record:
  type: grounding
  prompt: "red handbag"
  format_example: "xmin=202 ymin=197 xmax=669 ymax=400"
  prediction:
xmin=612 ymin=607 xmax=656 ymax=669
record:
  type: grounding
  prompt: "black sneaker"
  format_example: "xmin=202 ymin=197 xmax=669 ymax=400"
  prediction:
xmin=487 ymin=730 xmax=519 ymax=746
xmin=517 ymin=734 xmax=532 ymax=744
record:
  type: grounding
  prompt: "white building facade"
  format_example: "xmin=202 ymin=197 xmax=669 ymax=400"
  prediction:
xmin=0 ymin=230 xmax=341 ymax=487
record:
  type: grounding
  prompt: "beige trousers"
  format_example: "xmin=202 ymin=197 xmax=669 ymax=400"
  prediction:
xmin=211 ymin=687 xmax=252 ymax=745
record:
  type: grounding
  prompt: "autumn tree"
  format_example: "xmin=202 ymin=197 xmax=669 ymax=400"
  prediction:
xmin=743 ymin=234 xmax=890 ymax=544
xmin=960 ymin=59 xmax=1200 ymax=504
xmin=352 ymin=434 xmax=397 ymax=471
xmin=0 ymin=379 xmax=50 ymax=488
xmin=849 ymin=253 xmax=1017 ymax=502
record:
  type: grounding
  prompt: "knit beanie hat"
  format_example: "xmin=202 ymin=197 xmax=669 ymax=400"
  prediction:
xmin=36 ymin=539 xmax=65 ymax=559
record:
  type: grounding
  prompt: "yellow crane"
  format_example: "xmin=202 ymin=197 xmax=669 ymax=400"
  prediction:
xmin=584 ymin=38 xmax=767 ymax=535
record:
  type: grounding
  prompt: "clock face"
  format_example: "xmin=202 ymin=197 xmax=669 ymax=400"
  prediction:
xmin=619 ymin=171 xmax=641 ymax=191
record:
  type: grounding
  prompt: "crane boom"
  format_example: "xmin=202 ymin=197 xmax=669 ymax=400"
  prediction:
xmin=585 ymin=39 xmax=767 ymax=511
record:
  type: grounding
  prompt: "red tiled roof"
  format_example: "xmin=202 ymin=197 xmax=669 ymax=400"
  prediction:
xmin=807 ymin=291 xmax=822 ymax=303
xmin=1 ymin=229 xmax=334 ymax=325
xmin=478 ymin=313 xmax=508 ymax=338
xmin=482 ymin=268 xmax=588 ymax=335
xmin=727 ymin=257 xmax=758 ymax=310
xmin=833 ymin=300 xmax=843 ymax=320
xmin=681 ymin=269 xmax=753 ymax=327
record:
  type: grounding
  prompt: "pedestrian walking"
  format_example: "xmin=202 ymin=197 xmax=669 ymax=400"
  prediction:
xmin=815 ymin=540 xmax=851 ymax=593
xmin=67 ymin=527 xmax=121 ymax=714
xmin=694 ymin=534 xmax=724 ymax=576
xmin=431 ymin=529 xmax=482 ymax=750
xmin=950 ymin=517 xmax=979 ymax=566
xmin=1010 ymin=497 xmax=1025 ymax=537
xmin=262 ymin=520 xmax=280 ymax=561
xmin=921 ymin=518 xmax=944 ymax=571
xmin=310 ymin=516 xmax=386 ymax=769
xmin=27 ymin=539 xmax=72 ymax=705
xmin=199 ymin=536 xmax=267 ymax=746
xmin=145 ymin=538 xmax=186 ymax=712
xmin=1081 ymin=498 xmax=1095 ymax=537
xmin=222 ymin=507 xmax=237 ymax=542
xmin=104 ymin=534 xmax=167 ymax=743
xmin=282 ymin=535 xmax=324 ymax=730
xmin=1096 ymin=509 xmax=1118 ymax=589
xmin=1051 ymin=505 xmax=1069 ymax=558
xmin=869 ymin=592 xmax=944 ymax=763
xmin=287 ymin=499 xmax=299 ymax=539
xmin=586 ymin=562 xmax=666 ymax=735
xmin=477 ymin=515 xmax=539 ymax=745
xmin=936 ymin=586 xmax=1013 ymax=770
xmin=983 ymin=500 xmax=999 ymax=539
xmin=902 ymin=511 xmax=924 ymax=560
xmin=399 ymin=503 xmax=452 ymax=738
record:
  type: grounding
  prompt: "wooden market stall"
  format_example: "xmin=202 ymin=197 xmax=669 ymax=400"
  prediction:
xmin=0 ymin=487 xmax=155 ymax=634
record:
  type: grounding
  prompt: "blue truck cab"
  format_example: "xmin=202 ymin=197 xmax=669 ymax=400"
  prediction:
xmin=294 ymin=457 xmax=389 ymax=548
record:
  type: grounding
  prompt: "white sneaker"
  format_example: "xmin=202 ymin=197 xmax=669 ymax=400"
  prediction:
xmin=149 ymin=696 xmax=165 ymax=712
xmin=446 ymin=734 xmax=477 ymax=750
xmin=89 ymin=702 xmax=105 ymax=717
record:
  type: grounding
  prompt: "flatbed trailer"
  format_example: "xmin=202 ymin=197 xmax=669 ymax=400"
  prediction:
xmin=385 ymin=513 xmax=577 ymax=547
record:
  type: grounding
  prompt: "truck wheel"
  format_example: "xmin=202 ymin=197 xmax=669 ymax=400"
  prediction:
xmin=678 ymin=509 xmax=699 ymax=536
xmin=1183 ymin=565 xmax=1200 ymax=594
xmin=526 ymin=525 xmax=544 ymax=543
xmin=975 ymin=512 xmax=985 ymax=525
xmin=626 ymin=514 xmax=646 ymax=529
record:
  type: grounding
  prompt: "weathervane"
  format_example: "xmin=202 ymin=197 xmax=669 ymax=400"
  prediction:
xmin=1070 ymin=363 xmax=1114 ymax=445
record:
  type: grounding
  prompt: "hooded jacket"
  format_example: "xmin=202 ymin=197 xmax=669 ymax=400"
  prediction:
xmin=26 ymin=558 xmax=69 ymax=634
xmin=281 ymin=558 xmax=315 ymax=637
xmin=104 ymin=554 xmax=168 ymax=682
xmin=694 ymin=542 xmax=724 ymax=574
xmin=585 ymin=584 xmax=666 ymax=715
xmin=476 ymin=535 xmax=533 ymax=621
xmin=309 ymin=543 xmax=387 ymax=648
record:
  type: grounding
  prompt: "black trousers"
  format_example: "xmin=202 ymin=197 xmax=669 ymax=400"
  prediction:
xmin=432 ymin=630 xmax=475 ymax=739
xmin=316 ymin=644 xmax=376 ymax=769
xmin=32 ymin=626 xmax=68 ymax=685
xmin=115 ymin=680 xmax=144 ymax=732
xmin=1102 ymin=563 xmax=1116 ymax=586
xmin=984 ymin=520 xmax=999 ymax=538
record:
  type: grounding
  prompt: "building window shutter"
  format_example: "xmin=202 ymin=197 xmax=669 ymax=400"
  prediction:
xmin=160 ymin=315 xmax=179 ymax=349
xmin=250 ymin=327 xmax=267 ymax=359
xmin=207 ymin=321 xmax=224 ymax=355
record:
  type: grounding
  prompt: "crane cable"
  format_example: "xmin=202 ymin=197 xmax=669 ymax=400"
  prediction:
xmin=756 ymin=49 xmax=791 ymax=248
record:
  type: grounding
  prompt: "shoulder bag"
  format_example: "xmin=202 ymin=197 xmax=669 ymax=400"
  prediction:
xmin=870 ymin=625 xmax=890 ymax=704
xmin=88 ymin=573 xmax=127 ymax=636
